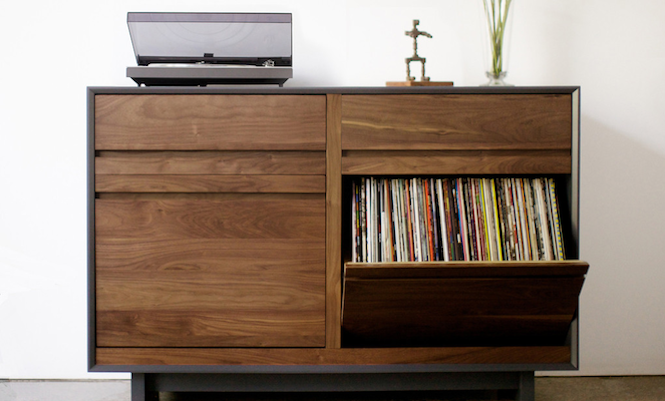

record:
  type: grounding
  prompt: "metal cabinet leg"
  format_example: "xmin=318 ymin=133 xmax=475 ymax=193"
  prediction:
xmin=516 ymin=371 xmax=535 ymax=401
xmin=131 ymin=373 xmax=157 ymax=401
xmin=131 ymin=373 xmax=145 ymax=401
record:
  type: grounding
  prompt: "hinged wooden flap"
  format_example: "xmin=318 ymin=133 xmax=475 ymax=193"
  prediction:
xmin=342 ymin=261 xmax=588 ymax=348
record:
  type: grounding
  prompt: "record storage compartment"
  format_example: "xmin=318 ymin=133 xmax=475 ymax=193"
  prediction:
xmin=337 ymin=92 xmax=588 ymax=350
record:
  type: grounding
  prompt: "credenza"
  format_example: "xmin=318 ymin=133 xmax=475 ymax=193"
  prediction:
xmin=87 ymin=86 xmax=588 ymax=401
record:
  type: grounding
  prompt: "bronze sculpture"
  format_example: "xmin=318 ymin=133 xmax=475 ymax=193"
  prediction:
xmin=405 ymin=20 xmax=432 ymax=82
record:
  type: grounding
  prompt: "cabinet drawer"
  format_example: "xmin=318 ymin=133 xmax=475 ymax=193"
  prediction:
xmin=95 ymin=95 xmax=326 ymax=150
xmin=341 ymin=94 xmax=572 ymax=151
xmin=95 ymin=195 xmax=326 ymax=348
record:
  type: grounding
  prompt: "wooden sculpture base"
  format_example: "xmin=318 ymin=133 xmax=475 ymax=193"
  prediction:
xmin=386 ymin=81 xmax=454 ymax=87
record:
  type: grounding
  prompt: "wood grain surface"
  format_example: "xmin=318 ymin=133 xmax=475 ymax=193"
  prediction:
xmin=344 ymin=261 xmax=589 ymax=280
xmin=95 ymin=196 xmax=326 ymax=347
xmin=341 ymin=150 xmax=571 ymax=175
xmin=96 ymin=151 xmax=326 ymax=175
xmin=95 ymin=346 xmax=571 ymax=366
xmin=341 ymin=94 xmax=571 ymax=151
xmin=341 ymin=268 xmax=585 ymax=347
xmin=95 ymin=174 xmax=325 ymax=193
xmin=95 ymin=95 xmax=326 ymax=150
xmin=326 ymin=94 xmax=343 ymax=348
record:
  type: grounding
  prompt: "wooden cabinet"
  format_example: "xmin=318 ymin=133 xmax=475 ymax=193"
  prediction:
xmin=87 ymin=87 xmax=587 ymax=401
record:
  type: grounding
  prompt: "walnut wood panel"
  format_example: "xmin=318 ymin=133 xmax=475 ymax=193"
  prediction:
xmin=95 ymin=193 xmax=320 ymax=201
xmin=95 ymin=196 xmax=325 ymax=347
xmin=96 ymin=151 xmax=326 ymax=175
xmin=95 ymin=95 xmax=326 ymax=150
xmin=97 ymin=310 xmax=324 ymax=348
xmin=341 ymin=94 xmax=571 ymax=151
xmin=95 ymin=346 xmax=571 ymax=366
xmin=343 ymin=315 xmax=574 ymax=348
xmin=342 ymin=276 xmax=585 ymax=347
xmin=341 ymin=150 xmax=571 ymax=175
xmin=344 ymin=261 xmax=589 ymax=280
xmin=326 ymin=94 xmax=343 ymax=348
xmin=342 ymin=277 xmax=584 ymax=319
xmin=95 ymin=174 xmax=325 ymax=193
xmin=98 ymin=265 xmax=324 ymax=307
xmin=96 ymin=197 xmax=324 ymax=251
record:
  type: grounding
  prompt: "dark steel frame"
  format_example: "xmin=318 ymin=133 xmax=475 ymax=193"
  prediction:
xmin=87 ymin=86 xmax=582 ymax=401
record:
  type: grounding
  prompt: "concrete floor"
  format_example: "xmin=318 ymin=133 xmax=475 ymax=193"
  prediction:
xmin=1 ymin=377 xmax=665 ymax=401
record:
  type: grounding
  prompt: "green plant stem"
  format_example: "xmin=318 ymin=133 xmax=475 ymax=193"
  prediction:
xmin=483 ymin=0 xmax=512 ymax=76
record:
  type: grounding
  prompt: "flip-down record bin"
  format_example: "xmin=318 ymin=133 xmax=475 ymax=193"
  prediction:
xmin=341 ymin=261 xmax=588 ymax=348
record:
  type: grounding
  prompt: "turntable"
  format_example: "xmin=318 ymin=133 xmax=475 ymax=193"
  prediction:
xmin=126 ymin=12 xmax=293 ymax=86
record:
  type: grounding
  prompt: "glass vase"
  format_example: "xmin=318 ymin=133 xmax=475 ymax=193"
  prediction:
xmin=484 ymin=71 xmax=509 ymax=86
xmin=481 ymin=0 xmax=514 ymax=86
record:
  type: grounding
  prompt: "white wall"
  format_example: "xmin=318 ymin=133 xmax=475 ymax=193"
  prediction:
xmin=1 ymin=0 xmax=664 ymax=379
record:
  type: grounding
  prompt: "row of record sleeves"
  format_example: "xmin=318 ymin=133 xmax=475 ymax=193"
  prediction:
xmin=351 ymin=177 xmax=565 ymax=263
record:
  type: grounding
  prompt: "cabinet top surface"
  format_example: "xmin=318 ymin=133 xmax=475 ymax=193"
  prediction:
xmin=88 ymin=86 xmax=580 ymax=96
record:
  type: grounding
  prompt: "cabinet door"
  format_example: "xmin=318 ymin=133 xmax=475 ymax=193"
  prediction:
xmin=95 ymin=195 xmax=326 ymax=348
xmin=93 ymin=94 xmax=327 ymax=348
xmin=341 ymin=94 xmax=572 ymax=151
xmin=340 ymin=94 xmax=573 ymax=175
